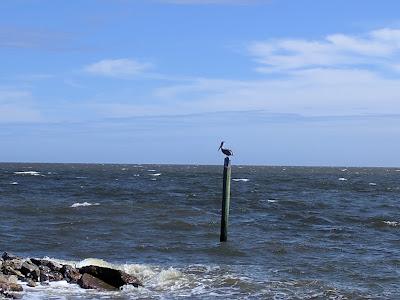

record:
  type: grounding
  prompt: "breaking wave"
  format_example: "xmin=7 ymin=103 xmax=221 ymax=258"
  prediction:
xmin=70 ymin=202 xmax=100 ymax=208
xmin=14 ymin=171 xmax=41 ymax=176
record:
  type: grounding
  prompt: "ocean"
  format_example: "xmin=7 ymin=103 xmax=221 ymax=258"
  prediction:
xmin=0 ymin=163 xmax=399 ymax=299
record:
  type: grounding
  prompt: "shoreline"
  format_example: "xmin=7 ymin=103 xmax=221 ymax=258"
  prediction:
xmin=0 ymin=252 xmax=142 ymax=299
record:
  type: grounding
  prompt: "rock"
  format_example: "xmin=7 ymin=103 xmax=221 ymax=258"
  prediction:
xmin=38 ymin=266 xmax=51 ymax=282
xmin=0 ymin=274 xmax=23 ymax=292
xmin=79 ymin=265 xmax=142 ymax=288
xmin=2 ymin=266 xmax=24 ymax=280
xmin=30 ymin=259 xmax=62 ymax=272
xmin=61 ymin=265 xmax=81 ymax=283
xmin=20 ymin=261 xmax=40 ymax=281
xmin=2 ymin=259 xmax=23 ymax=271
xmin=1 ymin=253 xmax=21 ymax=261
xmin=26 ymin=279 xmax=36 ymax=287
xmin=48 ymin=271 xmax=64 ymax=282
xmin=77 ymin=273 xmax=116 ymax=290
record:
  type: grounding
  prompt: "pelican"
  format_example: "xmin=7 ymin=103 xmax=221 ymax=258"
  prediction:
xmin=218 ymin=141 xmax=233 ymax=157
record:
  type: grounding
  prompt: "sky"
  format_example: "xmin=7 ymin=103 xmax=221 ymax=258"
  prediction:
xmin=1 ymin=0 xmax=400 ymax=166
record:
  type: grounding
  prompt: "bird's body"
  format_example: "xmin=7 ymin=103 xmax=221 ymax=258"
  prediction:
xmin=218 ymin=141 xmax=233 ymax=157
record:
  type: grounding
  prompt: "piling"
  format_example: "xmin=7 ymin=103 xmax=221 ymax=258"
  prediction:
xmin=220 ymin=157 xmax=231 ymax=242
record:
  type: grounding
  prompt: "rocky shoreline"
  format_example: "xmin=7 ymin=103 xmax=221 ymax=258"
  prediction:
xmin=0 ymin=252 xmax=142 ymax=299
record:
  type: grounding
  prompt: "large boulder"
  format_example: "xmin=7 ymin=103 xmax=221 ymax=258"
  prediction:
xmin=1 ymin=253 xmax=21 ymax=261
xmin=2 ymin=259 xmax=23 ymax=271
xmin=77 ymin=273 xmax=116 ymax=290
xmin=61 ymin=265 xmax=81 ymax=283
xmin=47 ymin=271 xmax=64 ymax=282
xmin=0 ymin=274 xmax=23 ymax=292
xmin=20 ymin=261 xmax=40 ymax=281
xmin=30 ymin=259 xmax=62 ymax=272
xmin=79 ymin=265 xmax=142 ymax=288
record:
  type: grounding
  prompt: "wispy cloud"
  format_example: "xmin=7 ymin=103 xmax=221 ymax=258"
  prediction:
xmin=83 ymin=58 xmax=151 ymax=78
xmin=248 ymin=28 xmax=400 ymax=73
xmin=147 ymin=28 xmax=400 ymax=117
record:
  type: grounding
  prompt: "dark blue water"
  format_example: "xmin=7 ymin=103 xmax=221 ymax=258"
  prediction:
xmin=0 ymin=163 xmax=399 ymax=299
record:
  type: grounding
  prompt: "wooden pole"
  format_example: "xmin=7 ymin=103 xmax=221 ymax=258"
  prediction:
xmin=220 ymin=156 xmax=231 ymax=242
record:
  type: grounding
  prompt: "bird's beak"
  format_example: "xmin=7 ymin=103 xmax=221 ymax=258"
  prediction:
xmin=218 ymin=145 xmax=221 ymax=151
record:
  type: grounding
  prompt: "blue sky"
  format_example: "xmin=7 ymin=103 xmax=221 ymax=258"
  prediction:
xmin=1 ymin=0 xmax=400 ymax=166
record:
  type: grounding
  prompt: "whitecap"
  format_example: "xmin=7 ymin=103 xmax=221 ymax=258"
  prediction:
xmin=150 ymin=173 xmax=162 ymax=176
xmin=14 ymin=171 xmax=41 ymax=176
xmin=369 ymin=182 xmax=377 ymax=186
xmin=267 ymin=199 xmax=277 ymax=203
xmin=10 ymin=182 xmax=19 ymax=185
xmin=383 ymin=221 xmax=400 ymax=227
xmin=338 ymin=178 xmax=347 ymax=181
xmin=147 ymin=169 xmax=156 ymax=172
xmin=121 ymin=168 xmax=128 ymax=171
xmin=70 ymin=202 xmax=100 ymax=208
xmin=75 ymin=176 xmax=87 ymax=179
xmin=341 ymin=168 xmax=347 ymax=172
xmin=233 ymin=178 xmax=249 ymax=182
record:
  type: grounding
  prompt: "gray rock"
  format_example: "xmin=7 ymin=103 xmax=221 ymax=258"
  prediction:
xmin=61 ymin=265 xmax=81 ymax=283
xmin=20 ymin=261 xmax=40 ymax=281
xmin=38 ymin=266 xmax=51 ymax=282
xmin=26 ymin=279 xmax=36 ymax=287
xmin=2 ymin=266 xmax=24 ymax=280
xmin=77 ymin=273 xmax=116 ymax=290
xmin=48 ymin=271 xmax=63 ymax=282
xmin=2 ymin=259 xmax=23 ymax=271
xmin=0 ymin=273 xmax=23 ymax=292
xmin=79 ymin=265 xmax=142 ymax=288
xmin=30 ymin=259 xmax=62 ymax=272
xmin=1 ymin=253 xmax=21 ymax=261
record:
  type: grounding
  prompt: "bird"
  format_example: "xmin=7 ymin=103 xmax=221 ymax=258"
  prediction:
xmin=218 ymin=141 xmax=234 ymax=157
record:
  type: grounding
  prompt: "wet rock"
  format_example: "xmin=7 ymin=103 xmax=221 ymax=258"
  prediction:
xmin=0 ymin=274 xmax=23 ymax=292
xmin=26 ymin=279 xmax=36 ymax=287
xmin=1 ymin=253 xmax=21 ymax=262
xmin=79 ymin=265 xmax=142 ymax=288
xmin=61 ymin=265 xmax=81 ymax=283
xmin=38 ymin=266 xmax=51 ymax=282
xmin=2 ymin=266 xmax=24 ymax=280
xmin=48 ymin=271 xmax=64 ymax=282
xmin=20 ymin=261 xmax=40 ymax=281
xmin=2 ymin=259 xmax=23 ymax=271
xmin=30 ymin=259 xmax=62 ymax=272
xmin=77 ymin=273 xmax=116 ymax=290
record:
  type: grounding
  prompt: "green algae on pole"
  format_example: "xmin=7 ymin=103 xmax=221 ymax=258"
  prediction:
xmin=220 ymin=157 xmax=232 ymax=242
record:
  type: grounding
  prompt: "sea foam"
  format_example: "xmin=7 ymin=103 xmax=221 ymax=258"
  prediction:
xmin=70 ymin=202 xmax=100 ymax=208
xmin=14 ymin=171 xmax=41 ymax=176
xmin=232 ymin=178 xmax=249 ymax=182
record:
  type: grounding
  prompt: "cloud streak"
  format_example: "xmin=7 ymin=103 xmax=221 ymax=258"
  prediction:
xmin=84 ymin=59 xmax=151 ymax=78
xmin=248 ymin=28 xmax=400 ymax=73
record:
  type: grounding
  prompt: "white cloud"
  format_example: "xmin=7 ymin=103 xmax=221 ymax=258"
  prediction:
xmin=84 ymin=59 xmax=151 ymax=78
xmin=86 ymin=28 xmax=400 ymax=119
xmin=151 ymin=28 xmax=400 ymax=117
xmin=249 ymin=28 xmax=400 ymax=72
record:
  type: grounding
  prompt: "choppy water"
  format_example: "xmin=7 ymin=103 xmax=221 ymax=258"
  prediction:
xmin=0 ymin=163 xmax=399 ymax=299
